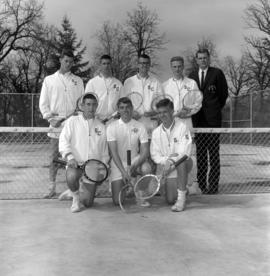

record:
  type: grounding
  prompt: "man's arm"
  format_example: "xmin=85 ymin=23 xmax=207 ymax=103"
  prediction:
xmin=39 ymin=78 xmax=53 ymax=120
xmin=217 ymin=69 xmax=228 ymax=109
xmin=130 ymin=141 xmax=149 ymax=176
xmin=150 ymin=130 xmax=167 ymax=165
xmin=59 ymin=119 xmax=78 ymax=167
xmin=108 ymin=141 xmax=130 ymax=183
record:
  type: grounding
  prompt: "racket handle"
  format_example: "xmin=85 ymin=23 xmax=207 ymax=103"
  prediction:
xmin=127 ymin=150 xmax=131 ymax=166
xmin=174 ymin=155 xmax=188 ymax=168
xmin=53 ymin=159 xmax=67 ymax=166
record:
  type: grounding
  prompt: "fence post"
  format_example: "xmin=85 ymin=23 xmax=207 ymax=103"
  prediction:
xmin=250 ymin=92 xmax=253 ymax=144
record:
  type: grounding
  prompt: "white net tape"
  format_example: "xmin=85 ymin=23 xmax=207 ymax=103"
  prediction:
xmin=0 ymin=127 xmax=270 ymax=199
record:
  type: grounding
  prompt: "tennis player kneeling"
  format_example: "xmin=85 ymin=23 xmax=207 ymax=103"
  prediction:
xmin=107 ymin=97 xmax=152 ymax=206
xmin=150 ymin=98 xmax=193 ymax=212
xmin=59 ymin=93 xmax=110 ymax=213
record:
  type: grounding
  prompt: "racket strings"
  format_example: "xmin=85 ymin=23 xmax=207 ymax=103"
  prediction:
xmin=182 ymin=91 xmax=202 ymax=109
xmin=134 ymin=175 xmax=159 ymax=199
xmin=128 ymin=93 xmax=143 ymax=110
xmin=84 ymin=161 xmax=107 ymax=182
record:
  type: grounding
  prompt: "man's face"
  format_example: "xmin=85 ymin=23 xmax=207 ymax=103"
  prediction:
xmin=59 ymin=55 xmax=74 ymax=72
xmin=138 ymin=57 xmax=150 ymax=75
xmin=100 ymin=58 xmax=112 ymax=75
xmin=81 ymin=98 xmax=98 ymax=118
xmin=171 ymin=60 xmax=184 ymax=79
xmin=157 ymin=105 xmax=174 ymax=125
xmin=196 ymin=53 xmax=210 ymax=70
xmin=118 ymin=102 xmax=133 ymax=122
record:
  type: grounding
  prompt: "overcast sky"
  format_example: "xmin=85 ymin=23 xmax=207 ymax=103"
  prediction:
xmin=42 ymin=0 xmax=254 ymax=80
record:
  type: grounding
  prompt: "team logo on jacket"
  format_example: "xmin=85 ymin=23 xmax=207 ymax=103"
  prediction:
xmin=208 ymin=85 xmax=216 ymax=93
xmin=185 ymin=134 xmax=189 ymax=140
xmin=132 ymin=127 xmax=138 ymax=133
xmin=113 ymin=84 xmax=119 ymax=91
xmin=95 ymin=127 xmax=102 ymax=136
xmin=71 ymin=79 xmax=78 ymax=85
xmin=174 ymin=137 xmax=178 ymax=143
xmin=148 ymin=85 xmax=154 ymax=91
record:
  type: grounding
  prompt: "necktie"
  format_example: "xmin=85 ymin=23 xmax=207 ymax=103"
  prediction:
xmin=201 ymin=71 xmax=205 ymax=89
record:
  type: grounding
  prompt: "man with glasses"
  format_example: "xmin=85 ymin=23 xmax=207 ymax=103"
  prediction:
xmin=123 ymin=54 xmax=163 ymax=138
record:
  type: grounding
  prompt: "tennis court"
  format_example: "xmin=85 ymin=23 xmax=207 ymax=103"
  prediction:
xmin=1 ymin=194 xmax=269 ymax=276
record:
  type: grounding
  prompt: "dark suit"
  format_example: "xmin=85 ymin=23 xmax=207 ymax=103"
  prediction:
xmin=189 ymin=66 xmax=228 ymax=193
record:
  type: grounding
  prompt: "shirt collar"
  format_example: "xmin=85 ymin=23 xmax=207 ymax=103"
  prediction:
xmin=58 ymin=70 xmax=72 ymax=77
xmin=119 ymin=118 xmax=133 ymax=125
xmin=137 ymin=73 xmax=150 ymax=80
xmin=161 ymin=119 xmax=175 ymax=132
xmin=199 ymin=67 xmax=208 ymax=75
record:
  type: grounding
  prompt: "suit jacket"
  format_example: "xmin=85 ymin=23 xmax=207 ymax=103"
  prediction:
xmin=189 ymin=66 xmax=228 ymax=127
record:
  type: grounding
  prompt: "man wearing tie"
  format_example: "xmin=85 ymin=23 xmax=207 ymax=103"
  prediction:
xmin=189 ymin=49 xmax=228 ymax=194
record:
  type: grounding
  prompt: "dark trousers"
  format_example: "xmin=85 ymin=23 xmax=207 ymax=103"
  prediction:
xmin=194 ymin=133 xmax=220 ymax=192
xmin=49 ymin=138 xmax=61 ymax=182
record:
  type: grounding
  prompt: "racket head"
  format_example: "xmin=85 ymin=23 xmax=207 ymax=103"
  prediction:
xmin=134 ymin=174 xmax=160 ymax=200
xmin=83 ymin=159 xmax=108 ymax=184
xmin=182 ymin=89 xmax=202 ymax=111
xmin=119 ymin=184 xmax=147 ymax=213
xmin=126 ymin=92 xmax=143 ymax=111
xmin=151 ymin=94 xmax=174 ymax=112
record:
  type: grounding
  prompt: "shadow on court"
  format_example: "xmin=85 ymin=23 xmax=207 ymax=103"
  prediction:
xmin=0 ymin=194 xmax=269 ymax=276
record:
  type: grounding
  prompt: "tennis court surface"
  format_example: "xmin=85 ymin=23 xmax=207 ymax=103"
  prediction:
xmin=1 ymin=194 xmax=269 ymax=276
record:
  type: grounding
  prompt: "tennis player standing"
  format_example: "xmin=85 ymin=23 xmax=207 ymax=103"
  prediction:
xmin=123 ymin=54 xmax=163 ymax=138
xmin=85 ymin=55 xmax=123 ymax=123
xmin=163 ymin=56 xmax=202 ymax=130
xmin=59 ymin=93 xmax=109 ymax=212
xmin=107 ymin=97 xmax=152 ymax=206
xmin=151 ymin=98 xmax=192 ymax=212
xmin=39 ymin=49 xmax=84 ymax=198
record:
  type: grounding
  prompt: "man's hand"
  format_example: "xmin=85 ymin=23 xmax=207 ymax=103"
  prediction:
xmin=121 ymin=170 xmax=131 ymax=185
xmin=163 ymin=159 xmax=173 ymax=176
xmin=49 ymin=117 xmax=63 ymax=128
xmin=130 ymin=163 xmax=139 ymax=177
xmin=67 ymin=158 xmax=78 ymax=168
xmin=176 ymin=108 xmax=192 ymax=118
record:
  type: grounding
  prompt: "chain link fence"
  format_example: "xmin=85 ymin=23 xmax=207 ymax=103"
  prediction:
xmin=0 ymin=127 xmax=269 ymax=199
xmin=1 ymin=90 xmax=270 ymax=128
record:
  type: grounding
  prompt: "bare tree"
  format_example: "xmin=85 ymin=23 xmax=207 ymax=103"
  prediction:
xmin=244 ymin=0 xmax=270 ymax=93
xmin=223 ymin=55 xmax=250 ymax=96
xmin=92 ymin=21 xmax=135 ymax=82
xmin=123 ymin=2 xmax=167 ymax=59
xmin=0 ymin=0 xmax=43 ymax=63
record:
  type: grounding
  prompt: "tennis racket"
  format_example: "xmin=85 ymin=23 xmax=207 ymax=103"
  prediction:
xmin=53 ymin=158 xmax=109 ymax=184
xmin=126 ymin=92 xmax=144 ymax=113
xmin=181 ymin=87 xmax=203 ymax=116
xmin=102 ymin=101 xmax=119 ymax=124
xmin=58 ymin=96 xmax=84 ymax=124
xmin=134 ymin=155 xmax=188 ymax=200
xmin=119 ymin=155 xmax=188 ymax=212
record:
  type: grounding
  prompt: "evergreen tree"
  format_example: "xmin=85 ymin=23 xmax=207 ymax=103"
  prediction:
xmin=50 ymin=16 xmax=91 ymax=81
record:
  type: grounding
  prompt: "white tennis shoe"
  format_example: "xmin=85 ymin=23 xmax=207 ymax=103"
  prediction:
xmin=70 ymin=192 xmax=82 ymax=213
xmin=59 ymin=189 xmax=73 ymax=201
xmin=171 ymin=190 xmax=186 ymax=212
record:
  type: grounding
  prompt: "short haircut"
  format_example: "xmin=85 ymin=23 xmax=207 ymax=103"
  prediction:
xmin=170 ymin=56 xmax=184 ymax=64
xmin=100 ymin=54 xmax=112 ymax=62
xmin=60 ymin=49 xmax=74 ymax=59
xmin=117 ymin=97 xmax=133 ymax=108
xmin=138 ymin=53 xmax=151 ymax=62
xmin=196 ymin=48 xmax=210 ymax=58
xmin=82 ymin=93 xmax=98 ymax=103
xmin=156 ymin=98 xmax=174 ymax=110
